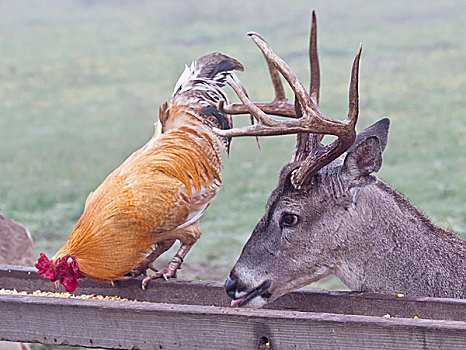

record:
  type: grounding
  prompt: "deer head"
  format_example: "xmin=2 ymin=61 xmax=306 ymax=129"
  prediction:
xmin=215 ymin=12 xmax=391 ymax=307
xmin=225 ymin=118 xmax=390 ymax=307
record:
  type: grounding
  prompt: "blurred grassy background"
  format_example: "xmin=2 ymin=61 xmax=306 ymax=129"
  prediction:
xmin=1 ymin=0 xmax=465 ymax=292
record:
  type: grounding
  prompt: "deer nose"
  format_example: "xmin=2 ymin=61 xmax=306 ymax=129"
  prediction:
xmin=224 ymin=274 xmax=238 ymax=299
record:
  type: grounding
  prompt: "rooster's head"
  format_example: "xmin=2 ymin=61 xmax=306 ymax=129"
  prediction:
xmin=35 ymin=253 xmax=84 ymax=292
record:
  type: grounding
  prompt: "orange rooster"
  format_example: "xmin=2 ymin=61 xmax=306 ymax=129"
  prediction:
xmin=36 ymin=53 xmax=243 ymax=291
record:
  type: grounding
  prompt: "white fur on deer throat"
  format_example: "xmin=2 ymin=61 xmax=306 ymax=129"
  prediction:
xmin=336 ymin=262 xmax=363 ymax=291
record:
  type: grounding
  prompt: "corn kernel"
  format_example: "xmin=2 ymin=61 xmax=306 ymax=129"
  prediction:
xmin=397 ymin=293 xmax=404 ymax=298
xmin=0 ymin=288 xmax=147 ymax=303
xmin=413 ymin=316 xmax=419 ymax=319
xmin=383 ymin=314 xmax=391 ymax=318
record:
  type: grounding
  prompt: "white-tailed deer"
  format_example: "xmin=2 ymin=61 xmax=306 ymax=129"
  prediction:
xmin=216 ymin=12 xmax=466 ymax=307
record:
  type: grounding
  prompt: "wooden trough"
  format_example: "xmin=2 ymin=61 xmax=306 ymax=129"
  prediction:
xmin=0 ymin=265 xmax=465 ymax=349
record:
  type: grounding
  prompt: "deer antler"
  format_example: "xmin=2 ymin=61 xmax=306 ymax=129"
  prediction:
xmin=219 ymin=42 xmax=295 ymax=117
xmin=293 ymin=10 xmax=321 ymax=163
xmin=215 ymin=11 xmax=362 ymax=189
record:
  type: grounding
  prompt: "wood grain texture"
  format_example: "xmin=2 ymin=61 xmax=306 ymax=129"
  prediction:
xmin=1 ymin=294 xmax=465 ymax=350
xmin=1 ymin=266 xmax=465 ymax=349
xmin=1 ymin=266 xmax=464 ymax=321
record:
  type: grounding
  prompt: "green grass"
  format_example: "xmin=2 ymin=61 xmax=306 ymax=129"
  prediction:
xmin=1 ymin=0 xmax=465 ymax=294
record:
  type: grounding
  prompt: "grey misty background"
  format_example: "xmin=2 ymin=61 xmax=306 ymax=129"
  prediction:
xmin=0 ymin=0 xmax=465 ymax=290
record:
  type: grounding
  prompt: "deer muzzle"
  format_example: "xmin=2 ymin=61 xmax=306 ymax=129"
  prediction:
xmin=225 ymin=272 xmax=272 ymax=307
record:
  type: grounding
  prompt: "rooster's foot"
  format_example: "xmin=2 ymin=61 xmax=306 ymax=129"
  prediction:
xmin=129 ymin=263 xmax=158 ymax=278
xmin=129 ymin=241 xmax=176 ymax=278
xmin=140 ymin=243 xmax=193 ymax=290
xmin=141 ymin=268 xmax=178 ymax=290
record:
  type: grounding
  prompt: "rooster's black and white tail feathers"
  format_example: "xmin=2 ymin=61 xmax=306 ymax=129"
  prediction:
xmin=167 ymin=53 xmax=243 ymax=153
xmin=171 ymin=53 xmax=243 ymax=117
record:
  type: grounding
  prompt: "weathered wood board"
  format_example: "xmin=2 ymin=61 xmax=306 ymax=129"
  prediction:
xmin=1 ymin=265 xmax=464 ymax=321
xmin=1 ymin=265 xmax=465 ymax=349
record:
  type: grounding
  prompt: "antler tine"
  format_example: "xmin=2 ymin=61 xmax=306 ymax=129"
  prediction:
xmin=348 ymin=43 xmax=363 ymax=127
xmin=309 ymin=10 xmax=320 ymax=106
xmin=214 ymin=71 xmax=315 ymax=137
xmin=215 ymin=73 xmax=306 ymax=137
xmin=290 ymin=44 xmax=362 ymax=189
xmin=220 ymin=34 xmax=295 ymax=118
xmin=226 ymin=73 xmax=280 ymax=128
xmin=294 ymin=10 xmax=321 ymax=162
xmin=248 ymin=32 xmax=321 ymax=121
xmin=266 ymin=52 xmax=287 ymax=103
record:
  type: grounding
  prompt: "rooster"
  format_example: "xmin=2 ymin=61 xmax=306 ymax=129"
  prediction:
xmin=35 ymin=53 xmax=243 ymax=292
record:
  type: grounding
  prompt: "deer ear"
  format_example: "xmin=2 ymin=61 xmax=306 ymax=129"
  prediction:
xmin=343 ymin=137 xmax=382 ymax=179
xmin=342 ymin=118 xmax=390 ymax=179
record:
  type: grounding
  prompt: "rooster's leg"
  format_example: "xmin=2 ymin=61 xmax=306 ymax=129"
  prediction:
xmin=130 ymin=240 xmax=176 ymax=277
xmin=141 ymin=243 xmax=193 ymax=290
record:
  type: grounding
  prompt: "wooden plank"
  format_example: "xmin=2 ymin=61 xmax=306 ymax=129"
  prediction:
xmin=1 ymin=265 xmax=465 ymax=321
xmin=1 ymin=293 xmax=465 ymax=350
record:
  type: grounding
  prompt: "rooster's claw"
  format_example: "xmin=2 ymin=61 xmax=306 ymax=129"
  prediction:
xmin=141 ymin=269 xmax=177 ymax=290
xmin=129 ymin=263 xmax=158 ymax=278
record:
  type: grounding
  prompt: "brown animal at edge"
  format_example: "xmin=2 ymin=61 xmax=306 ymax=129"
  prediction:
xmin=0 ymin=215 xmax=34 ymax=350
xmin=0 ymin=215 xmax=34 ymax=267
xmin=215 ymin=12 xmax=465 ymax=307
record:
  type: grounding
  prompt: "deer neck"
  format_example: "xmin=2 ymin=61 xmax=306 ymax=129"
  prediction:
xmin=335 ymin=178 xmax=466 ymax=299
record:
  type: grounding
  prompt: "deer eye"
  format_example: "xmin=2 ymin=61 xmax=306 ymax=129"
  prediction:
xmin=280 ymin=213 xmax=300 ymax=228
